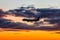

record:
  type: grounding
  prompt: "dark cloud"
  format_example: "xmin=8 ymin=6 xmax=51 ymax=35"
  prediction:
xmin=0 ymin=18 xmax=33 ymax=29
xmin=0 ymin=18 xmax=60 ymax=30
xmin=0 ymin=7 xmax=60 ymax=31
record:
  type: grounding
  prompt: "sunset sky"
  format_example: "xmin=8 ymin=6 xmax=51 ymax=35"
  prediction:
xmin=1 ymin=0 xmax=60 ymax=40
xmin=0 ymin=0 xmax=60 ymax=11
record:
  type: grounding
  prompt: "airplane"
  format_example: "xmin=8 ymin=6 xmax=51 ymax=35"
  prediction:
xmin=7 ymin=6 xmax=60 ymax=24
xmin=22 ymin=8 xmax=60 ymax=24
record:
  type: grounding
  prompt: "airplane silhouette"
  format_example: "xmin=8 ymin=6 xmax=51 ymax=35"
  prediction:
xmin=23 ymin=14 xmax=41 ymax=22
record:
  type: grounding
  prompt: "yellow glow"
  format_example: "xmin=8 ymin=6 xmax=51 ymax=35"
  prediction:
xmin=2 ymin=14 xmax=34 ymax=25
xmin=0 ymin=30 xmax=60 ymax=40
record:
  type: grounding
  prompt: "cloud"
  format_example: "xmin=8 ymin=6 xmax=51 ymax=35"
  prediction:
xmin=0 ymin=18 xmax=59 ymax=31
xmin=0 ymin=6 xmax=60 ymax=31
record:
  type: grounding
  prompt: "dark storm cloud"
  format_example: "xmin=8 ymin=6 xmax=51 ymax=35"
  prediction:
xmin=0 ymin=18 xmax=33 ymax=29
xmin=0 ymin=7 xmax=60 ymax=31
xmin=0 ymin=18 xmax=60 ymax=30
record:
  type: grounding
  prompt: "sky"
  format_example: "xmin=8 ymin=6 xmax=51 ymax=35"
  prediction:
xmin=0 ymin=0 xmax=60 ymax=11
